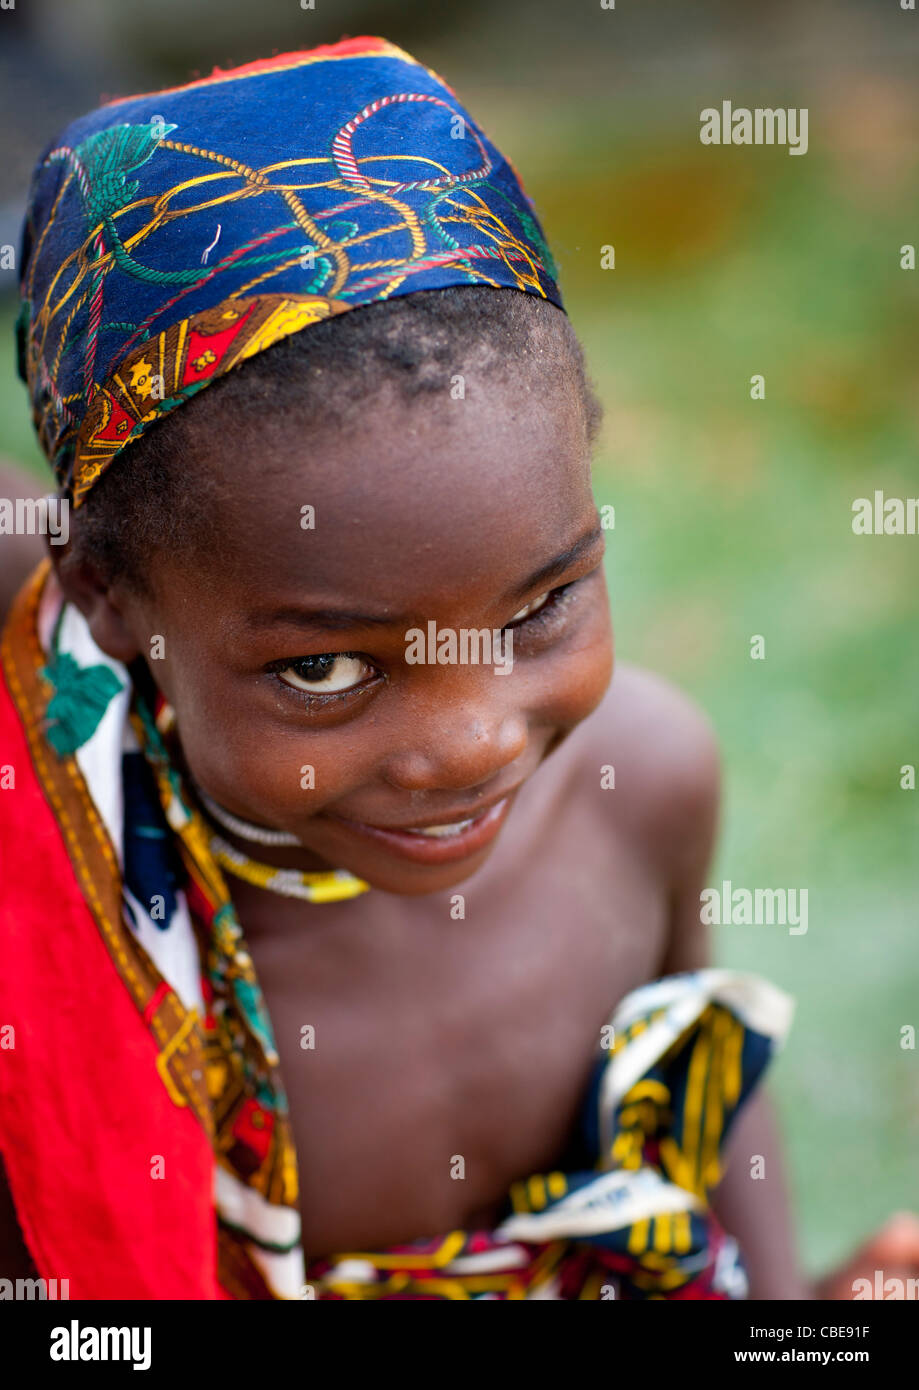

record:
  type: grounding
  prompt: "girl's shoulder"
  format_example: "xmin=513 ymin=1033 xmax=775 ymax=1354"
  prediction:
xmin=566 ymin=662 xmax=720 ymax=816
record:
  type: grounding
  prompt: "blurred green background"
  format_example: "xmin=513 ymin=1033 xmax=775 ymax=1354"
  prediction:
xmin=1 ymin=0 xmax=916 ymax=1278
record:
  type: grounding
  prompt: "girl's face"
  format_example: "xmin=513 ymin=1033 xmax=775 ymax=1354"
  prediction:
xmin=106 ymin=360 xmax=613 ymax=895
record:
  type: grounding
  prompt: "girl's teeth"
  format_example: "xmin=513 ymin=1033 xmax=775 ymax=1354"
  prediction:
xmin=409 ymin=818 xmax=477 ymax=838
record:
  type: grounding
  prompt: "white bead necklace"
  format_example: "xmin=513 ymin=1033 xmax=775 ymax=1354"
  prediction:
xmin=194 ymin=786 xmax=302 ymax=847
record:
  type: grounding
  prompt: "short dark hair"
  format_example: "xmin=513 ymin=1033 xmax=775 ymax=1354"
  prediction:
xmin=70 ymin=286 xmax=603 ymax=595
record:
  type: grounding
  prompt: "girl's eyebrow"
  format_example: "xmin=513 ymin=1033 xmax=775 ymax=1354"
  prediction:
xmin=508 ymin=523 xmax=605 ymax=602
xmin=241 ymin=605 xmax=404 ymax=632
xmin=240 ymin=526 xmax=605 ymax=635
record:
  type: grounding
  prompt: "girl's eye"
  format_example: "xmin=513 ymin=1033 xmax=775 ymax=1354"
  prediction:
xmin=277 ymin=653 xmax=373 ymax=694
xmin=507 ymin=590 xmax=552 ymax=625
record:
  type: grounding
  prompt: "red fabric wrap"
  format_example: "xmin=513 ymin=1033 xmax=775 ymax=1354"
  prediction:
xmin=0 ymin=659 xmax=223 ymax=1299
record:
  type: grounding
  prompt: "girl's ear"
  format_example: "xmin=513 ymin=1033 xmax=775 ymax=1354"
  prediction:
xmin=50 ymin=541 xmax=143 ymax=664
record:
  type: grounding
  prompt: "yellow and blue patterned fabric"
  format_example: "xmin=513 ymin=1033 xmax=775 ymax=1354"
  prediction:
xmin=307 ymin=971 xmax=795 ymax=1299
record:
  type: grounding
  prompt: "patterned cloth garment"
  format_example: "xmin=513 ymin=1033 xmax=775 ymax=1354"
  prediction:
xmin=0 ymin=564 xmax=794 ymax=1299
xmin=15 ymin=36 xmax=562 ymax=509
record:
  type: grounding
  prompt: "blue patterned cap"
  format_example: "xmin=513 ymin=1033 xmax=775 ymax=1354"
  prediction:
xmin=16 ymin=36 xmax=563 ymax=506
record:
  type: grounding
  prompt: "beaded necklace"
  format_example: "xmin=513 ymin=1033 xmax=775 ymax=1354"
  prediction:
xmin=209 ymin=830 xmax=370 ymax=903
xmin=156 ymin=703 xmax=370 ymax=905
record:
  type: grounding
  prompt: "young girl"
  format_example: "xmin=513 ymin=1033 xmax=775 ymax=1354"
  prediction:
xmin=1 ymin=35 xmax=915 ymax=1301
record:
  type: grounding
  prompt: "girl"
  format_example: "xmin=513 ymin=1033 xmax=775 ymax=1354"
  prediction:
xmin=1 ymin=36 xmax=915 ymax=1300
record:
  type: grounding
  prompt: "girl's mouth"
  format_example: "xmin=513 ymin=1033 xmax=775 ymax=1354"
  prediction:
xmin=325 ymin=796 xmax=513 ymax=866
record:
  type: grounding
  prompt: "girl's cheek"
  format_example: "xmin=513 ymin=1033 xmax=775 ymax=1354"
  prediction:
xmin=201 ymin=725 xmax=353 ymax=816
xmin=540 ymin=604 xmax=614 ymax=729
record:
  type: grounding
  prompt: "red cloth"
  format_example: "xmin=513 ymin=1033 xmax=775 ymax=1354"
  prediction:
xmin=0 ymin=662 xmax=224 ymax=1298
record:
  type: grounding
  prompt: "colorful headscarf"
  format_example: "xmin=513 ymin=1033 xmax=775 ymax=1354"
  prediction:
xmin=16 ymin=36 xmax=563 ymax=508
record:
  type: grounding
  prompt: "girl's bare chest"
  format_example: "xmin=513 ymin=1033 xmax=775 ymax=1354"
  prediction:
xmin=242 ymin=836 xmax=668 ymax=1254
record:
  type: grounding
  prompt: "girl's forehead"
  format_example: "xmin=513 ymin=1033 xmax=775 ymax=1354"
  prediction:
xmin=173 ymin=382 xmax=595 ymax=605
xmin=211 ymin=372 xmax=587 ymax=528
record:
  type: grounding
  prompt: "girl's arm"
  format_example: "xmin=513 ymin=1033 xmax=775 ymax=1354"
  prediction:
xmin=655 ymin=710 xmax=809 ymax=1297
xmin=709 ymin=1089 xmax=811 ymax=1298
xmin=657 ymin=704 xmax=919 ymax=1299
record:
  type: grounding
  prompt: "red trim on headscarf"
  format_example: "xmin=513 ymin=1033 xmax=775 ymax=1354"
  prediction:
xmin=204 ymin=36 xmax=395 ymax=81
xmin=98 ymin=36 xmax=401 ymax=108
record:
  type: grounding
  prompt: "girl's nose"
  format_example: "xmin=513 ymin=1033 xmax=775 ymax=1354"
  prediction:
xmin=381 ymin=698 xmax=529 ymax=793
